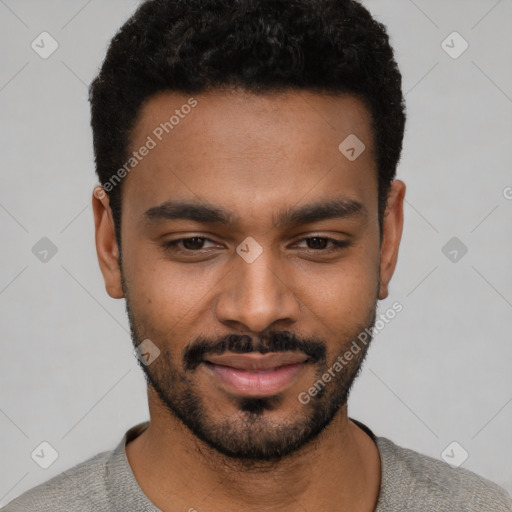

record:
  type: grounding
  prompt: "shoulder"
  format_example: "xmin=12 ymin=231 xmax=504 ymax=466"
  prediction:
xmin=375 ymin=436 xmax=512 ymax=512
xmin=0 ymin=450 xmax=112 ymax=512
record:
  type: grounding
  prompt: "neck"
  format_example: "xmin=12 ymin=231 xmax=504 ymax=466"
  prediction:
xmin=126 ymin=390 xmax=381 ymax=512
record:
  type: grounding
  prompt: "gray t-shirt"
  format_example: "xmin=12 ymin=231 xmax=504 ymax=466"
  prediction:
xmin=2 ymin=420 xmax=511 ymax=511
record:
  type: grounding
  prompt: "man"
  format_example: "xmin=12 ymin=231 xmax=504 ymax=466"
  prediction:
xmin=3 ymin=0 xmax=511 ymax=511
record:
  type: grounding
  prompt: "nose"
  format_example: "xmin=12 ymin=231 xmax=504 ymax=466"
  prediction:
xmin=214 ymin=248 xmax=300 ymax=333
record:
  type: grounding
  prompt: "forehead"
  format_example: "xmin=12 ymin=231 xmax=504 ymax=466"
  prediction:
xmin=122 ymin=88 xmax=378 ymax=228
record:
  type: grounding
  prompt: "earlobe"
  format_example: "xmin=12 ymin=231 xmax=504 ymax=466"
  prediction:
xmin=92 ymin=186 xmax=124 ymax=299
xmin=378 ymin=179 xmax=406 ymax=300
xmin=378 ymin=282 xmax=389 ymax=301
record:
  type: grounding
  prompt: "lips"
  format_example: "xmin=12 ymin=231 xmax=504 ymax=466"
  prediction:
xmin=203 ymin=352 xmax=309 ymax=397
xmin=204 ymin=352 xmax=309 ymax=371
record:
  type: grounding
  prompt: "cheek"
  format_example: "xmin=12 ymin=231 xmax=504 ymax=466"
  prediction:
xmin=295 ymin=246 xmax=379 ymax=309
xmin=123 ymin=247 xmax=219 ymax=331
xmin=301 ymin=269 xmax=377 ymax=324
xmin=291 ymin=252 xmax=379 ymax=349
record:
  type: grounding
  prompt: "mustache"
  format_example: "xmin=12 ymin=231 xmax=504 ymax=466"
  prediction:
xmin=183 ymin=330 xmax=327 ymax=371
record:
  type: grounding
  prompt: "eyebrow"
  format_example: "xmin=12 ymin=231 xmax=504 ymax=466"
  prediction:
xmin=142 ymin=197 xmax=367 ymax=227
xmin=273 ymin=198 xmax=367 ymax=227
xmin=143 ymin=201 xmax=233 ymax=224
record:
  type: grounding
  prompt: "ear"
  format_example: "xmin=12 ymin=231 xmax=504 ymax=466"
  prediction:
xmin=378 ymin=179 xmax=406 ymax=300
xmin=92 ymin=186 xmax=124 ymax=299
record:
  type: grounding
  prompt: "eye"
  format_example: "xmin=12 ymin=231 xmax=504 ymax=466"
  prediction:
xmin=162 ymin=236 xmax=218 ymax=253
xmin=295 ymin=236 xmax=350 ymax=252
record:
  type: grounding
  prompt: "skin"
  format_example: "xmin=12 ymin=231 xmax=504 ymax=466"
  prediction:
xmin=93 ymin=88 xmax=405 ymax=512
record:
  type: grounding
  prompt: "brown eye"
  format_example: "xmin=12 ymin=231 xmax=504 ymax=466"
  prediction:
xmin=162 ymin=236 xmax=220 ymax=256
xmin=306 ymin=237 xmax=329 ymax=249
xmin=181 ymin=237 xmax=207 ymax=250
xmin=296 ymin=237 xmax=350 ymax=251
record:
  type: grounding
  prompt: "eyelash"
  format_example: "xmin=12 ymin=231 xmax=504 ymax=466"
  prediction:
xmin=162 ymin=236 xmax=351 ymax=255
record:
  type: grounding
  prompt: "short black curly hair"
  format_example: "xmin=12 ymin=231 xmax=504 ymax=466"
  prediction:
xmin=89 ymin=0 xmax=406 ymax=247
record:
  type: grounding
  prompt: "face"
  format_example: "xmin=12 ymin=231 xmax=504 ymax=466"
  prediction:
xmin=93 ymin=88 xmax=405 ymax=462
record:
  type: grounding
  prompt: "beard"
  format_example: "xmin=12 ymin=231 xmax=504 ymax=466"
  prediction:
xmin=122 ymin=274 xmax=378 ymax=465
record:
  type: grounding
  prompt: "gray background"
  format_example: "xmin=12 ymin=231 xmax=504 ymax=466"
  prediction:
xmin=1 ymin=0 xmax=511 ymax=505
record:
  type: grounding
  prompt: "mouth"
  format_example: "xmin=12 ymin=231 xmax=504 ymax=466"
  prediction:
xmin=203 ymin=352 xmax=309 ymax=397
